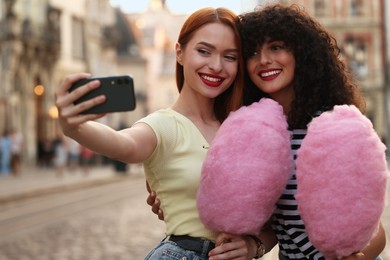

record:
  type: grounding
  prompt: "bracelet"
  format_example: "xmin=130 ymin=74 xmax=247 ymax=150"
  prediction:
xmin=248 ymin=235 xmax=266 ymax=259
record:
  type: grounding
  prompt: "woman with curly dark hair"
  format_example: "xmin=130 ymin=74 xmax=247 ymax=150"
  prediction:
xmin=240 ymin=4 xmax=365 ymax=128
xmin=233 ymin=3 xmax=386 ymax=260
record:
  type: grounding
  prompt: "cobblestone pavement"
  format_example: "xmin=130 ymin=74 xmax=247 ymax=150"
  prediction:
xmin=0 ymin=159 xmax=388 ymax=260
xmin=0 ymin=176 xmax=165 ymax=260
xmin=0 ymin=163 xmax=123 ymax=201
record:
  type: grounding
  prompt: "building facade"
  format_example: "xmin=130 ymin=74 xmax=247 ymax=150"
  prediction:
xmin=307 ymin=0 xmax=385 ymax=140
xmin=0 ymin=0 xmax=61 ymax=163
xmin=0 ymin=0 xmax=147 ymax=164
xmin=127 ymin=0 xmax=187 ymax=113
xmin=383 ymin=0 xmax=390 ymax=148
xmin=1 ymin=0 xmax=388 ymax=164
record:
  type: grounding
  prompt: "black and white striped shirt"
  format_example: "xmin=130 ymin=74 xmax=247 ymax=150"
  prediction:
xmin=271 ymin=129 xmax=325 ymax=260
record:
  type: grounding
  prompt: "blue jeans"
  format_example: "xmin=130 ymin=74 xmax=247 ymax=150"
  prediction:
xmin=144 ymin=240 xmax=211 ymax=260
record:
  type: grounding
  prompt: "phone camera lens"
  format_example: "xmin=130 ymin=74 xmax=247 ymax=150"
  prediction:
xmin=117 ymin=79 xmax=123 ymax=85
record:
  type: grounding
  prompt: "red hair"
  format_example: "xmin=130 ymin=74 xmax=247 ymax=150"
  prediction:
xmin=176 ymin=7 xmax=244 ymax=121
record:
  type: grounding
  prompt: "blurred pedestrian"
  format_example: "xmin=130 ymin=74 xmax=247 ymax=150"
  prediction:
xmin=53 ymin=134 xmax=67 ymax=177
xmin=0 ymin=129 xmax=11 ymax=175
xmin=80 ymin=146 xmax=94 ymax=175
xmin=38 ymin=137 xmax=54 ymax=168
xmin=66 ymin=137 xmax=80 ymax=171
xmin=10 ymin=128 xmax=23 ymax=176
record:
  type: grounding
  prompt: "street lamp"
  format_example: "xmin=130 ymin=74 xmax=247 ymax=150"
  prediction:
xmin=48 ymin=106 xmax=58 ymax=119
xmin=34 ymin=84 xmax=45 ymax=96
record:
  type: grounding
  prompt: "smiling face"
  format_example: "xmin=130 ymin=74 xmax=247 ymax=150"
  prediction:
xmin=176 ymin=22 xmax=239 ymax=99
xmin=246 ymin=39 xmax=296 ymax=106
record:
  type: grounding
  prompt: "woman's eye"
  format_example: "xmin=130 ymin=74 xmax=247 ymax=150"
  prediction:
xmin=225 ymin=55 xmax=237 ymax=61
xmin=198 ymin=48 xmax=210 ymax=55
xmin=270 ymin=42 xmax=286 ymax=51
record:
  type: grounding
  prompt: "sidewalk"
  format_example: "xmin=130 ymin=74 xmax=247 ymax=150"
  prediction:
xmin=0 ymin=157 xmax=388 ymax=204
xmin=0 ymin=163 xmax=140 ymax=203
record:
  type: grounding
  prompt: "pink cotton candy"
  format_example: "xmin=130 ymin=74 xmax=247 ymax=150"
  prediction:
xmin=197 ymin=98 xmax=293 ymax=235
xmin=295 ymin=105 xmax=389 ymax=259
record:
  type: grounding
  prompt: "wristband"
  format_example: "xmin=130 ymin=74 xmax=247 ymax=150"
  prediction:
xmin=248 ymin=235 xmax=266 ymax=259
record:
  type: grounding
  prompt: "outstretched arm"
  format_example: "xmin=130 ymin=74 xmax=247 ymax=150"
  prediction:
xmin=55 ymin=73 xmax=156 ymax=164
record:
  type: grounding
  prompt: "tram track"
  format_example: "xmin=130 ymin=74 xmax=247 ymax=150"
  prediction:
xmin=0 ymin=176 xmax=147 ymax=241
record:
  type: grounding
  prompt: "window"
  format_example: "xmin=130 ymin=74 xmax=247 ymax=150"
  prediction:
xmin=0 ymin=0 xmax=4 ymax=20
xmin=314 ymin=0 xmax=326 ymax=17
xmin=72 ymin=17 xmax=86 ymax=60
xmin=351 ymin=0 xmax=364 ymax=16
xmin=342 ymin=36 xmax=368 ymax=79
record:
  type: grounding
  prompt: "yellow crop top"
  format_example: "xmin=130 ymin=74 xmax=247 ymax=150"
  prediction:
xmin=135 ymin=108 xmax=218 ymax=241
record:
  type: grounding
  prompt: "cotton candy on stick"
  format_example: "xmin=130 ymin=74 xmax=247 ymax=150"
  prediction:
xmin=197 ymin=98 xmax=294 ymax=235
xmin=295 ymin=105 xmax=389 ymax=259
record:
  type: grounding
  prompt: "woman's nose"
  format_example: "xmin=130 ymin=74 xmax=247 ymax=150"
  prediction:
xmin=259 ymin=51 xmax=272 ymax=65
xmin=208 ymin=56 xmax=223 ymax=72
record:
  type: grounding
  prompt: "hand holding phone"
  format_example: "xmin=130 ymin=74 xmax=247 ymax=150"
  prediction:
xmin=69 ymin=75 xmax=136 ymax=114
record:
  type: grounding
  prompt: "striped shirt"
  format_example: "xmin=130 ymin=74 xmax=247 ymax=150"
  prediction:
xmin=271 ymin=129 xmax=325 ymax=260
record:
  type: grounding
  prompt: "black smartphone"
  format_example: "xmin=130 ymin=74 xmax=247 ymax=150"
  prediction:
xmin=69 ymin=75 xmax=136 ymax=114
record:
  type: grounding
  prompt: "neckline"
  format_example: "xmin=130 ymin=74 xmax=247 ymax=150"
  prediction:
xmin=167 ymin=108 xmax=210 ymax=147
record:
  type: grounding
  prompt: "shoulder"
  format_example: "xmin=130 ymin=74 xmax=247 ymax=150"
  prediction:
xmin=135 ymin=109 xmax=183 ymax=147
xmin=136 ymin=108 xmax=180 ymax=130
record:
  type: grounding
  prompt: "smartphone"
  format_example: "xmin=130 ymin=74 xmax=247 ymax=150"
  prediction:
xmin=69 ymin=75 xmax=136 ymax=114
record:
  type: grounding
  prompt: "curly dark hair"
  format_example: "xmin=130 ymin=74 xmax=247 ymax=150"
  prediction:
xmin=239 ymin=4 xmax=365 ymax=129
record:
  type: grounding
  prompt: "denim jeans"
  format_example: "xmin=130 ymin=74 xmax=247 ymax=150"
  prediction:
xmin=144 ymin=240 xmax=211 ymax=260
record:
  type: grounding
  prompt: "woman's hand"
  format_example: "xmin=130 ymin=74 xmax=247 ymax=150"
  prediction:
xmin=339 ymin=252 xmax=366 ymax=260
xmin=55 ymin=73 xmax=106 ymax=134
xmin=146 ymin=181 xmax=164 ymax=220
xmin=208 ymin=233 xmax=256 ymax=260
xmin=339 ymin=222 xmax=386 ymax=260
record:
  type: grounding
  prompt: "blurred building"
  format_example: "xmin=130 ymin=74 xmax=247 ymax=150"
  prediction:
xmin=311 ymin=0 xmax=385 ymax=141
xmin=383 ymin=0 xmax=390 ymax=148
xmin=0 ymin=0 xmax=61 ymax=163
xmin=0 ymin=0 xmax=147 ymax=164
xmin=126 ymin=0 xmax=187 ymax=112
xmin=1 ymin=0 xmax=388 ymax=164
